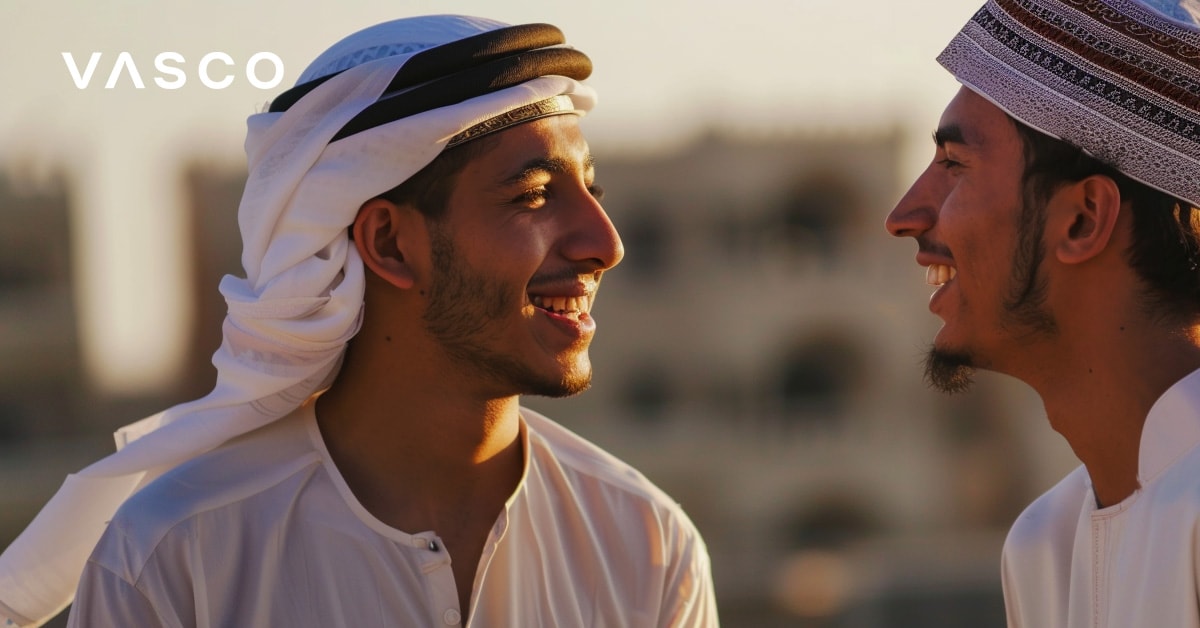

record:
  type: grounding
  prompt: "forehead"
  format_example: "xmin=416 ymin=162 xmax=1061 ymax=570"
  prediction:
xmin=468 ymin=115 xmax=592 ymax=175
xmin=938 ymin=86 xmax=1021 ymax=151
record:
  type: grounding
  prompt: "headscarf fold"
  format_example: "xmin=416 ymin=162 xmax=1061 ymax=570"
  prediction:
xmin=0 ymin=15 xmax=595 ymax=626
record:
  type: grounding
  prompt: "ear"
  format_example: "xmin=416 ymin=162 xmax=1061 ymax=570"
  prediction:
xmin=352 ymin=197 xmax=422 ymax=290
xmin=1051 ymin=175 xmax=1123 ymax=266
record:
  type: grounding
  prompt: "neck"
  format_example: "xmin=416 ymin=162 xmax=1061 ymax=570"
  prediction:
xmin=1021 ymin=318 xmax=1200 ymax=507
xmin=313 ymin=317 xmax=525 ymax=530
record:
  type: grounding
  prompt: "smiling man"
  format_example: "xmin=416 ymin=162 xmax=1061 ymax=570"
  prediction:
xmin=0 ymin=16 xmax=716 ymax=628
xmin=887 ymin=0 xmax=1200 ymax=625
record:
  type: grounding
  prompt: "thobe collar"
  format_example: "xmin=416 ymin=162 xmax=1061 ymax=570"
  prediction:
xmin=1138 ymin=366 xmax=1200 ymax=485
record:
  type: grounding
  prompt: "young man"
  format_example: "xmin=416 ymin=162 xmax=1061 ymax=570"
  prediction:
xmin=0 ymin=16 xmax=717 ymax=627
xmin=886 ymin=0 xmax=1200 ymax=625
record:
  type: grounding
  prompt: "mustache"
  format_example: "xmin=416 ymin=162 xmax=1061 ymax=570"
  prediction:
xmin=916 ymin=235 xmax=954 ymax=260
xmin=526 ymin=267 xmax=602 ymax=291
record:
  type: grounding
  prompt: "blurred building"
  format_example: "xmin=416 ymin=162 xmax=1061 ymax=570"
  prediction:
xmin=0 ymin=167 xmax=98 ymax=628
xmin=0 ymin=163 xmax=241 ymax=628
xmin=0 ymin=167 xmax=84 ymax=441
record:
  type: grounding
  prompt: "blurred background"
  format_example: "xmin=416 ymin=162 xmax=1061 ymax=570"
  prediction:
xmin=0 ymin=0 xmax=1080 ymax=625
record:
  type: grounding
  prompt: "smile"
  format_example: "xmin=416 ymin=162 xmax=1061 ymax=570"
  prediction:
xmin=529 ymin=294 xmax=593 ymax=322
xmin=926 ymin=264 xmax=957 ymax=286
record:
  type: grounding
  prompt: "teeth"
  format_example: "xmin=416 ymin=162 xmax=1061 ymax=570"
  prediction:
xmin=530 ymin=294 xmax=593 ymax=314
xmin=926 ymin=264 xmax=957 ymax=286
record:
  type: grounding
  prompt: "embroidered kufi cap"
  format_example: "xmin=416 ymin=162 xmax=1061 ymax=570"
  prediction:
xmin=939 ymin=0 xmax=1200 ymax=207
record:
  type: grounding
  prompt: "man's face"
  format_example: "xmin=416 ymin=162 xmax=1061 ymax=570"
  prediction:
xmin=420 ymin=114 xmax=623 ymax=398
xmin=885 ymin=86 xmax=1055 ymax=392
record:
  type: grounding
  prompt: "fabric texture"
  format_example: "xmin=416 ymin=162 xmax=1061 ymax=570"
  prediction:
xmin=65 ymin=404 xmax=718 ymax=628
xmin=1001 ymin=367 xmax=1200 ymax=627
xmin=938 ymin=0 xmax=1200 ymax=208
xmin=0 ymin=16 xmax=595 ymax=627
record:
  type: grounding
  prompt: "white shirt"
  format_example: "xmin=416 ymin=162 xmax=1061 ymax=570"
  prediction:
xmin=1002 ymin=368 xmax=1200 ymax=628
xmin=67 ymin=404 xmax=718 ymax=627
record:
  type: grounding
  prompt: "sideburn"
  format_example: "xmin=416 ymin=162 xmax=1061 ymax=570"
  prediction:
xmin=1002 ymin=171 xmax=1058 ymax=337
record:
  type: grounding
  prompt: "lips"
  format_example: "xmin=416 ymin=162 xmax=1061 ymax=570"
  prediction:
xmin=528 ymin=294 xmax=592 ymax=322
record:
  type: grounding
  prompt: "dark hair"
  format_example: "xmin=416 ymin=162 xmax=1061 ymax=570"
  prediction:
xmin=376 ymin=134 xmax=501 ymax=221
xmin=1011 ymin=118 xmax=1200 ymax=320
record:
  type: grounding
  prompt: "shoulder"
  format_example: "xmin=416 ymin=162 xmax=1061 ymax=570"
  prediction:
xmin=520 ymin=407 xmax=715 ymax=598
xmin=117 ymin=406 xmax=322 ymax=525
xmin=519 ymin=409 xmax=718 ymax=620
xmin=1147 ymin=435 xmax=1200 ymax=504
xmin=1005 ymin=464 xmax=1088 ymax=556
xmin=520 ymin=407 xmax=703 ymax=539
xmin=1001 ymin=466 xmax=1090 ymax=625
xmin=95 ymin=407 xmax=324 ymax=581
xmin=522 ymin=408 xmax=679 ymax=505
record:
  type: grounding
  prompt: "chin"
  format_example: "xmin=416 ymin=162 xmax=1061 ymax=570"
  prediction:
xmin=525 ymin=371 xmax=592 ymax=398
xmin=924 ymin=344 xmax=976 ymax=395
xmin=526 ymin=357 xmax=593 ymax=398
xmin=553 ymin=359 xmax=595 ymax=397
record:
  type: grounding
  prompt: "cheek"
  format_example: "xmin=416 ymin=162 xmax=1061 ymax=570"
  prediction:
xmin=495 ymin=225 xmax=554 ymax=269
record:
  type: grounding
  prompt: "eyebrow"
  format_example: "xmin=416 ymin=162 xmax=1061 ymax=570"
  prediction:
xmin=932 ymin=124 xmax=967 ymax=147
xmin=500 ymin=154 xmax=596 ymax=187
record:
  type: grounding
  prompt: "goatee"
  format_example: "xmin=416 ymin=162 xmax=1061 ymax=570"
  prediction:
xmin=924 ymin=348 xmax=975 ymax=394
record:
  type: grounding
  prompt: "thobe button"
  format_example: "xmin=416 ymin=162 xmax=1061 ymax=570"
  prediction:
xmin=428 ymin=540 xmax=440 ymax=551
xmin=443 ymin=609 xmax=461 ymax=625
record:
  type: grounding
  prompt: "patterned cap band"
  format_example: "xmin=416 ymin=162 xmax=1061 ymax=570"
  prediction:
xmin=939 ymin=0 xmax=1200 ymax=207
xmin=447 ymin=95 xmax=579 ymax=147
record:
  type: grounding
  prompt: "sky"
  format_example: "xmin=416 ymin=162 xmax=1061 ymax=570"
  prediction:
xmin=0 ymin=0 xmax=981 ymax=393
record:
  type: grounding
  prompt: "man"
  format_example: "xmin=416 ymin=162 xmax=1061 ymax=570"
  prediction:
xmin=0 ymin=16 xmax=717 ymax=627
xmin=886 ymin=0 xmax=1200 ymax=625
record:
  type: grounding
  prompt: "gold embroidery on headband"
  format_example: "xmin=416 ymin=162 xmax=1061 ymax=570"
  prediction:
xmin=447 ymin=95 xmax=577 ymax=147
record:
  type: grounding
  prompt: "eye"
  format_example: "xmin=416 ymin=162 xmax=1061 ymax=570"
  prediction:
xmin=936 ymin=157 xmax=963 ymax=170
xmin=588 ymin=184 xmax=605 ymax=201
xmin=512 ymin=186 xmax=549 ymax=208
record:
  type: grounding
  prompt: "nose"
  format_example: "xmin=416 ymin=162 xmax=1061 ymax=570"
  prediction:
xmin=562 ymin=188 xmax=624 ymax=271
xmin=886 ymin=166 xmax=941 ymax=240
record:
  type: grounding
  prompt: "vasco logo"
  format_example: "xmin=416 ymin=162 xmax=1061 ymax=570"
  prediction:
xmin=62 ymin=52 xmax=285 ymax=90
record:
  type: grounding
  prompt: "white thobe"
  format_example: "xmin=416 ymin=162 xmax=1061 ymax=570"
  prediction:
xmin=1002 ymin=368 xmax=1200 ymax=627
xmin=67 ymin=404 xmax=718 ymax=627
